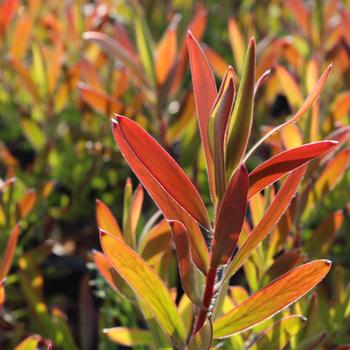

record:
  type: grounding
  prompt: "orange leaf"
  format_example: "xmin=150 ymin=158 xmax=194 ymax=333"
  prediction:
xmin=155 ymin=14 xmax=180 ymax=85
xmin=18 ymin=190 xmax=37 ymax=219
xmin=78 ymin=83 xmax=121 ymax=114
xmin=0 ymin=224 xmax=20 ymax=280
xmin=95 ymin=199 xmax=123 ymax=240
xmin=214 ymin=260 xmax=331 ymax=338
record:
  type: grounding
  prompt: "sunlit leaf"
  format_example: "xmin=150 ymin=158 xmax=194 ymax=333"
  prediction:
xmin=132 ymin=0 xmax=156 ymax=86
xmin=248 ymin=141 xmax=337 ymax=199
xmin=228 ymin=17 xmax=246 ymax=73
xmin=245 ymin=64 xmax=332 ymax=161
xmin=208 ymin=66 xmax=235 ymax=200
xmin=249 ymin=315 xmax=306 ymax=350
xmin=187 ymin=31 xmax=217 ymax=198
xmin=20 ymin=118 xmax=46 ymax=151
xmin=95 ymin=199 xmax=123 ymax=240
xmin=104 ymin=327 xmax=153 ymax=346
xmin=225 ymin=165 xmax=306 ymax=280
xmin=112 ymin=115 xmax=209 ymax=273
xmin=275 ymin=65 xmax=303 ymax=109
xmin=155 ymin=14 xmax=180 ymax=85
xmin=214 ymin=260 xmax=331 ymax=338
xmin=10 ymin=15 xmax=32 ymax=60
xmin=100 ymin=231 xmax=186 ymax=347
xmin=226 ymin=38 xmax=256 ymax=177
xmin=14 ymin=335 xmax=41 ymax=350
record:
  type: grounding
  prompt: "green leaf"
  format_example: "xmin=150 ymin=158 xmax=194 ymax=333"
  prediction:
xmin=20 ymin=118 xmax=46 ymax=151
xmin=100 ymin=231 xmax=186 ymax=348
xmin=249 ymin=315 xmax=306 ymax=350
xmin=226 ymin=38 xmax=256 ymax=178
xmin=131 ymin=0 xmax=156 ymax=86
xmin=103 ymin=327 xmax=153 ymax=347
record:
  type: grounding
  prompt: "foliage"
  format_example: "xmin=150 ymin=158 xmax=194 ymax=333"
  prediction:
xmin=0 ymin=0 xmax=350 ymax=349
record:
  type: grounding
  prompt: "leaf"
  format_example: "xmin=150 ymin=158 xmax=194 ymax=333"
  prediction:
xmin=225 ymin=165 xmax=306 ymax=280
xmin=124 ymin=184 xmax=144 ymax=248
xmin=132 ymin=0 xmax=156 ymax=86
xmin=18 ymin=190 xmax=37 ymax=219
xmin=211 ymin=165 xmax=248 ymax=268
xmin=0 ymin=0 xmax=19 ymax=34
xmin=112 ymin=116 xmax=208 ymax=229
xmin=10 ymin=15 xmax=32 ymax=60
xmin=248 ymin=141 xmax=338 ymax=199
xmin=310 ymin=149 xmax=350 ymax=202
xmin=245 ymin=64 xmax=332 ymax=161
xmin=139 ymin=219 xmax=172 ymax=265
xmin=7 ymin=55 xmax=40 ymax=102
xmin=112 ymin=115 xmax=209 ymax=273
xmin=100 ymin=231 xmax=186 ymax=347
xmin=168 ymin=221 xmax=204 ymax=305
xmin=91 ymin=250 xmax=133 ymax=298
xmin=213 ymin=260 xmax=331 ymax=338
xmin=103 ymin=327 xmax=153 ymax=347
xmin=78 ymin=83 xmax=121 ymax=114
xmin=187 ymin=31 xmax=217 ymax=198
xmin=202 ymin=44 xmax=230 ymax=78
xmin=208 ymin=66 xmax=235 ymax=200
xmin=264 ymin=249 xmax=303 ymax=283
xmin=228 ymin=17 xmax=246 ymax=73
xmin=188 ymin=319 xmax=213 ymax=350
xmin=14 ymin=335 xmax=41 ymax=350
xmin=275 ymin=65 xmax=304 ymax=109
xmin=20 ymin=118 xmax=45 ymax=151
xmin=249 ymin=315 xmax=306 ymax=350
xmin=95 ymin=199 xmax=123 ymax=240
xmin=82 ymin=31 xmax=148 ymax=87
xmin=226 ymin=38 xmax=256 ymax=178
xmin=0 ymin=279 xmax=5 ymax=309
xmin=286 ymin=0 xmax=310 ymax=36
xmin=0 ymin=224 xmax=20 ymax=280
xmin=155 ymin=14 xmax=180 ymax=85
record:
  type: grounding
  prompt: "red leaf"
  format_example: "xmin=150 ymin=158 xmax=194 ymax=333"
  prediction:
xmin=211 ymin=165 xmax=248 ymax=268
xmin=225 ymin=165 xmax=306 ymax=280
xmin=168 ymin=221 xmax=204 ymax=305
xmin=112 ymin=116 xmax=209 ymax=273
xmin=248 ymin=141 xmax=337 ymax=199
xmin=187 ymin=31 xmax=217 ymax=198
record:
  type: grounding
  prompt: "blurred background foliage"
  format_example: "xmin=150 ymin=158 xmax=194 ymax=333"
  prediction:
xmin=1 ymin=0 xmax=350 ymax=349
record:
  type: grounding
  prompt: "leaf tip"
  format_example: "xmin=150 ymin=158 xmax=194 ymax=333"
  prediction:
xmin=324 ymin=259 xmax=332 ymax=267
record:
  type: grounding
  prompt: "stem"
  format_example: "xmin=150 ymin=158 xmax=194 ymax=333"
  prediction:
xmin=193 ymin=266 xmax=217 ymax=334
